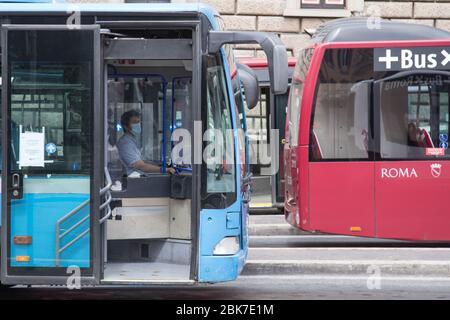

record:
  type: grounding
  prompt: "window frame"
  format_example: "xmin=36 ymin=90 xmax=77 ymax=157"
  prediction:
xmin=284 ymin=0 xmax=364 ymax=18
xmin=300 ymin=0 xmax=346 ymax=10
xmin=287 ymin=48 xmax=314 ymax=149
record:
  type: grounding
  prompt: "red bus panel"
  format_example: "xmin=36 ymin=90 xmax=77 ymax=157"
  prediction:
xmin=309 ymin=162 xmax=375 ymax=237
xmin=375 ymin=161 xmax=450 ymax=241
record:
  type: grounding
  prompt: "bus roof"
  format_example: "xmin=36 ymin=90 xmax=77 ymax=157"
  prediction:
xmin=0 ymin=2 xmax=218 ymax=18
xmin=313 ymin=17 xmax=450 ymax=43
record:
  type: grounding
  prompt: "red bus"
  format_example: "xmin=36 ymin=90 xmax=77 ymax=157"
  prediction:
xmin=285 ymin=18 xmax=450 ymax=241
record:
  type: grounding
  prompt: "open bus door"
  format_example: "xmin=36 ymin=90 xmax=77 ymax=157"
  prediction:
xmin=1 ymin=25 xmax=103 ymax=285
xmin=0 ymin=5 xmax=288 ymax=286
xmin=238 ymin=58 xmax=296 ymax=211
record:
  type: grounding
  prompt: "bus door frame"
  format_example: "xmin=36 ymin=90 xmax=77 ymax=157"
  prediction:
xmin=1 ymin=24 xmax=103 ymax=285
xmin=99 ymin=17 xmax=203 ymax=281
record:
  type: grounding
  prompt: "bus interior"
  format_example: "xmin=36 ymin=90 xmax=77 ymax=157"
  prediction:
xmin=104 ymin=29 xmax=195 ymax=283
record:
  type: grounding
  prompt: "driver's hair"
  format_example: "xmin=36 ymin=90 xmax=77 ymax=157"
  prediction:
xmin=121 ymin=109 xmax=141 ymax=131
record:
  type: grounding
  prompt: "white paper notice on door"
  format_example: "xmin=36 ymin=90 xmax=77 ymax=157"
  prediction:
xmin=19 ymin=131 xmax=45 ymax=167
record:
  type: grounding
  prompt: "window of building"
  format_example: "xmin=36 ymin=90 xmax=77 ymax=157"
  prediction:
xmin=284 ymin=0 xmax=363 ymax=18
xmin=301 ymin=0 xmax=346 ymax=9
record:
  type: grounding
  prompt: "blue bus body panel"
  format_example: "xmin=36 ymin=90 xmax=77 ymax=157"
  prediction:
xmin=11 ymin=193 xmax=90 ymax=268
xmin=198 ymin=11 xmax=249 ymax=283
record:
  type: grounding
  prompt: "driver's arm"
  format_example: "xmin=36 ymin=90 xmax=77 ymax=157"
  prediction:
xmin=132 ymin=160 xmax=161 ymax=173
xmin=132 ymin=160 xmax=176 ymax=175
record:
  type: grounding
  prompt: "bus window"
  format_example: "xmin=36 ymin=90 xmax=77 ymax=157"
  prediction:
xmin=231 ymin=69 xmax=248 ymax=181
xmin=170 ymin=77 xmax=193 ymax=166
xmin=310 ymin=49 xmax=370 ymax=161
xmin=288 ymin=82 xmax=301 ymax=147
xmin=107 ymin=76 xmax=166 ymax=178
xmin=288 ymin=48 xmax=313 ymax=148
xmin=379 ymin=76 xmax=450 ymax=159
xmin=10 ymin=62 xmax=92 ymax=174
xmin=203 ymin=54 xmax=236 ymax=208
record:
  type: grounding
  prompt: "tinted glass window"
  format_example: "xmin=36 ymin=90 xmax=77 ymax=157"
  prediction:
xmin=8 ymin=30 xmax=94 ymax=175
xmin=107 ymin=76 xmax=166 ymax=178
xmin=288 ymin=48 xmax=313 ymax=147
xmin=379 ymin=74 xmax=450 ymax=159
xmin=204 ymin=54 xmax=236 ymax=196
xmin=310 ymin=49 xmax=373 ymax=161
xmin=311 ymin=48 xmax=450 ymax=161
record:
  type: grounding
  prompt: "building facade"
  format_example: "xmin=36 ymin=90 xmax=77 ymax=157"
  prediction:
xmin=68 ymin=0 xmax=450 ymax=57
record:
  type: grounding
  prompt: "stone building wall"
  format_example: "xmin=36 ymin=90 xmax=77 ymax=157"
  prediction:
xmin=180 ymin=0 xmax=450 ymax=57
xmin=68 ymin=0 xmax=450 ymax=57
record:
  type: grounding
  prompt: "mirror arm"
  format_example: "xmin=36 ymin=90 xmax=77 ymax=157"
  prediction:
xmin=208 ymin=31 xmax=289 ymax=95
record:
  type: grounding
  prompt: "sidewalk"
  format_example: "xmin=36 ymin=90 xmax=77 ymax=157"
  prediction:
xmin=246 ymin=214 xmax=450 ymax=278
xmin=243 ymin=247 xmax=450 ymax=277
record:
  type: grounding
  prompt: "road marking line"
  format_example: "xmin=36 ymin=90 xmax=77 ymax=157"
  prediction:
xmin=249 ymin=247 xmax=450 ymax=251
xmin=238 ymin=275 xmax=450 ymax=281
xmin=245 ymin=259 xmax=450 ymax=264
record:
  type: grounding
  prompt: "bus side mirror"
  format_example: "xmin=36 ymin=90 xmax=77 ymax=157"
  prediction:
xmin=209 ymin=31 xmax=289 ymax=95
xmin=235 ymin=63 xmax=259 ymax=110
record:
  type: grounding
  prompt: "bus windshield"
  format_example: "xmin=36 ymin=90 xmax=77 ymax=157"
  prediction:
xmin=310 ymin=48 xmax=450 ymax=161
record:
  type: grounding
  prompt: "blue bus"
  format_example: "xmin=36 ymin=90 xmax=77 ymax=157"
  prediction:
xmin=0 ymin=2 xmax=288 ymax=286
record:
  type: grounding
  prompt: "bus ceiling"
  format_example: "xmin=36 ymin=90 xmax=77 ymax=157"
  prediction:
xmin=208 ymin=31 xmax=289 ymax=95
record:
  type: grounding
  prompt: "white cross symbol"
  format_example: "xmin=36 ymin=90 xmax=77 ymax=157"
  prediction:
xmin=441 ymin=49 xmax=450 ymax=66
xmin=378 ymin=49 xmax=399 ymax=69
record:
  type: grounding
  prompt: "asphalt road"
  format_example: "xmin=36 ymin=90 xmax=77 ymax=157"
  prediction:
xmin=2 ymin=275 xmax=450 ymax=300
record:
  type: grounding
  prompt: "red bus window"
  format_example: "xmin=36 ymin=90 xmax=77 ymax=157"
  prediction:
xmin=379 ymin=76 xmax=450 ymax=159
xmin=310 ymin=49 xmax=371 ymax=161
xmin=287 ymin=48 xmax=313 ymax=147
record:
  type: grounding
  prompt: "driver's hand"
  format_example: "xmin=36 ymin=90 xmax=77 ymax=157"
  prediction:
xmin=167 ymin=167 xmax=176 ymax=175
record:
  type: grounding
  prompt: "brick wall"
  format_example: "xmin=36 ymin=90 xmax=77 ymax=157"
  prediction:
xmin=69 ymin=0 xmax=450 ymax=57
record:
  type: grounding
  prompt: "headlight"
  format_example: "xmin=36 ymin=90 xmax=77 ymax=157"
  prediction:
xmin=213 ymin=236 xmax=240 ymax=255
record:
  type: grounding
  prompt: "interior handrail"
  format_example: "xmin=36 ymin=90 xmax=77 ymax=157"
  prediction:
xmin=100 ymin=166 xmax=113 ymax=196
xmin=55 ymin=167 xmax=115 ymax=266
xmin=55 ymin=199 xmax=90 ymax=266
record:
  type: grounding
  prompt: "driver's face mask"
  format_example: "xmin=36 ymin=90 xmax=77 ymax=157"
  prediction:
xmin=131 ymin=122 xmax=141 ymax=136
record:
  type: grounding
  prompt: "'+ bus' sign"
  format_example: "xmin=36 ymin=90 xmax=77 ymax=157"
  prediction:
xmin=374 ymin=47 xmax=450 ymax=71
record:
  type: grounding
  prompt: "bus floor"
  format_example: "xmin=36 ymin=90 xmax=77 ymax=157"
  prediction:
xmin=102 ymin=262 xmax=191 ymax=284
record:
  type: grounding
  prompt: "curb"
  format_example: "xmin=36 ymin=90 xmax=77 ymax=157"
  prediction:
xmin=242 ymin=260 xmax=450 ymax=277
xmin=249 ymin=224 xmax=313 ymax=236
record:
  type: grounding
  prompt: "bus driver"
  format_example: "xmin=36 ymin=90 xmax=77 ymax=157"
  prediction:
xmin=117 ymin=109 xmax=175 ymax=176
